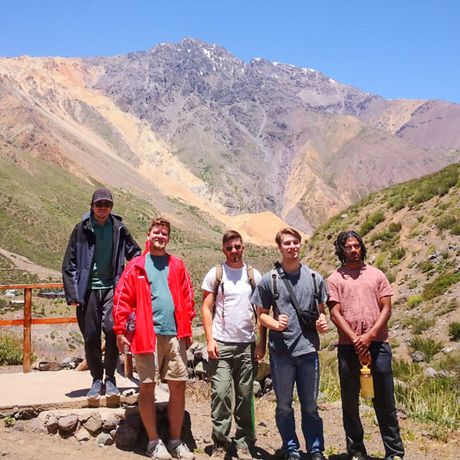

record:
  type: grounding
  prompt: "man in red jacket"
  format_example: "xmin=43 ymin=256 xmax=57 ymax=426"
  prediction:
xmin=114 ymin=217 xmax=195 ymax=460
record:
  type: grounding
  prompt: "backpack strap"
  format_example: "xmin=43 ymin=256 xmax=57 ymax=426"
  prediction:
xmin=212 ymin=264 xmax=223 ymax=299
xmin=246 ymin=265 xmax=256 ymax=293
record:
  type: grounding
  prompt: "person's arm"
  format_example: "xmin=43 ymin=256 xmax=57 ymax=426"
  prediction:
xmin=201 ymin=291 xmax=219 ymax=359
xmin=62 ymin=226 xmax=79 ymax=306
xmin=315 ymin=303 xmax=329 ymax=333
xmin=255 ymin=309 xmax=268 ymax=361
xmin=353 ymin=296 xmax=392 ymax=355
xmin=113 ymin=263 xmax=136 ymax=352
xmin=124 ymin=229 xmax=141 ymax=260
xmin=329 ymin=300 xmax=359 ymax=344
xmin=258 ymin=307 xmax=288 ymax=331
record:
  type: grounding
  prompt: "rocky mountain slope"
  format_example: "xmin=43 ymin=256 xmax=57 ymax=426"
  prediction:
xmin=1 ymin=38 xmax=459 ymax=236
xmin=306 ymin=163 xmax=460 ymax=361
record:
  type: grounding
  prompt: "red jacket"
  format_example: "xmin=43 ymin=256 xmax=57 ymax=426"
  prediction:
xmin=113 ymin=253 xmax=195 ymax=354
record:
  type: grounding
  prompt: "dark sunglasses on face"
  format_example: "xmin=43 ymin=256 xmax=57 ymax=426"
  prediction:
xmin=94 ymin=200 xmax=112 ymax=208
xmin=225 ymin=244 xmax=242 ymax=251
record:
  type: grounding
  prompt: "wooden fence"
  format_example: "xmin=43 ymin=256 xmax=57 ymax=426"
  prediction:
xmin=0 ymin=283 xmax=76 ymax=373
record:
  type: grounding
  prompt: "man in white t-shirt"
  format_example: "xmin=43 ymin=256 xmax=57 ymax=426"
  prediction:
xmin=201 ymin=230 xmax=262 ymax=460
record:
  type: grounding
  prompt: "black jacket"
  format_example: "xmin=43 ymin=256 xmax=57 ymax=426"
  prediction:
xmin=62 ymin=211 xmax=141 ymax=305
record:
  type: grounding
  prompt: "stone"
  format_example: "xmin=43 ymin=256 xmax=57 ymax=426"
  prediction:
xmin=424 ymin=367 xmax=437 ymax=378
xmin=28 ymin=418 xmax=47 ymax=434
xmin=115 ymin=421 xmax=138 ymax=449
xmin=58 ymin=415 xmax=79 ymax=433
xmin=95 ymin=432 xmax=113 ymax=446
xmin=102 ymin=415 xmax=118 ymax=432
xmin=75 ymin=427 xmax=91 ymax=442
xmin=12 ymin=422 xmax=25 ymax=432
xmin=256 ymin=361 xmax=271 ymax=381
xmin=253 ymin=380 xmax=262 ymax=396
xmin=45 ymin=414 xmax=59 ymax=434
xmin=411 ymin=351 xmax=426 ymax=363
xmin=83 ymin=412 xmax=103 ymax=434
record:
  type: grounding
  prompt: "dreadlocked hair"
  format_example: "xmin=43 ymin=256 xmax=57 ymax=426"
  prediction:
xmin=334 ymin=230 xmax=367 ymax=264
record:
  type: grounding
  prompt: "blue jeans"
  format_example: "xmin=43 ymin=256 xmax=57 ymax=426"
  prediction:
xmin=338 ymin=342 xmax=404 ymax=460
xmin=270 ymin=352 xmax=324 ymax=455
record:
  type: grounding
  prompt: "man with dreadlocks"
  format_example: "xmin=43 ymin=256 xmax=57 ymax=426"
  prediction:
xmin=327 ymin=230 xmax=404 ymax=460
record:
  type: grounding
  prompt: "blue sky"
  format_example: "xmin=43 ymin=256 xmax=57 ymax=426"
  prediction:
xmin=1 ymin=1 xmax=459 ymax=103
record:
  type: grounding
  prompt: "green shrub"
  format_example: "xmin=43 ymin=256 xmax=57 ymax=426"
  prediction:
xmin=418 ymin=261 xmax=434 ymax=273
xmin=408 ymin=280 xmax=418 ymax=289
xmin=437 ymin=215 xmax=458 ymax=231
xmin=411 ymin=317 xmax=434 ymax=335
xmin=360 ymin=211 xmax=385 ymax=235
xmin=439 ymin=299 xmax=458 ymax=315
xmin=409 ymin=336 xmax=443 ymax=361
xmin=0 ymin=333 xmax=23 ymax=365
xmin=390 ymin=246 xmax=406 ymax=264
xmin=450 ymin=224 xmax=460 ymax=235
xmin=422 ymin=271 xmax=460 ymax=300
xmin=448 ymin=322 xmax=460 ymax=341
xmin=407 ymin=294 xmax=423 ymax=308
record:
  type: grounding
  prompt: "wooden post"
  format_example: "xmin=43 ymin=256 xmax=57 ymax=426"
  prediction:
xmin=23 ymin=288 xmax=32 ymax=373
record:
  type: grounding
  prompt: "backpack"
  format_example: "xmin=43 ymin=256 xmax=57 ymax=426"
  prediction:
xmin=211 ymin=263 xmax=257 ymax=319
xmin=212 ymin=263 xmax=257 ymax=297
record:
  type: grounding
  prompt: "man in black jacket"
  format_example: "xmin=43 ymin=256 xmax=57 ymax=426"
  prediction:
xmin=62 ymin=188 xmax=141 ymax=400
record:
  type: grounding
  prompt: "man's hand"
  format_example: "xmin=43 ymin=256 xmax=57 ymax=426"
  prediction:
xmin=255 ymin=341 xmax=266 ymax=362
xmin=71 ymin=301 xmax=79 ymax=307
xmin=116 ymin=334 xmax=130 ymax=353
xmin=207 ymin=338 xmax=220 ymax=359
xmin=277 ymin=314 xmax=289 ymax=331
xmin=315 ymin=313 xmax=329 ymax=334
xmin=353 ymin=331 xmax=374 ymax=355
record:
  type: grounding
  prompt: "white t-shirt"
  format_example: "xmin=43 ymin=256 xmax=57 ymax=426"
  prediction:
xmin=201 ymin=263 xmax=262 ymax=343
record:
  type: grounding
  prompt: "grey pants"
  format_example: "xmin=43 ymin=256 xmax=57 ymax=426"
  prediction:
xmin=208 ymin=341 xmax=257 ymax=448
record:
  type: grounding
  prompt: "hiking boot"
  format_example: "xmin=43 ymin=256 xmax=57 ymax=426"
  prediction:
xmin=146 ymin=439 xmax=172 ymax=460
xmin=349 ymin=453 xmax=366 ymax=460
xmin=310 ymin=453 xmax=326 ymax=460
xmin=105 ymin=377 xmax=120 ymax=396
xmin=236 ymin=447 xmax=253 ymax=460
xmin=285 ymin=451 xmax=300 ymax=460
xmin=86 ymin=379 xmax=103 ymax=400
xmin=210 ymin=444 xmax=227 ymax=460
xmin=168 ymin=441 xmax=195 ymax=460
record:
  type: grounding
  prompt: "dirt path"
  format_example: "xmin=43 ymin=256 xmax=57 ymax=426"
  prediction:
xmin=1 ymin=391 xmax=458 ymax=459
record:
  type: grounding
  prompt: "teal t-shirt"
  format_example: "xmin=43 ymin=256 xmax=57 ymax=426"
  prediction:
xmin=144 ymin=254 xmax=177 ymax=335
xmin=90 ymin=217 xmax=113 ymax=289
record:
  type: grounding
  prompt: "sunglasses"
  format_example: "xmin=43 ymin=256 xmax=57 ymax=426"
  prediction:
xmin=94 ymin=200 xmax=113 ymax=208
xmin=225 ymin=244 xmax=242 ymax=251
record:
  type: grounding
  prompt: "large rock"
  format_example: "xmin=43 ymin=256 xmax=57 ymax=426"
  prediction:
xmin=58 ymin=415 xmax=79 ymax=433
xmin=96 ymin=432 xmax=114 ymax=446
xmin=115 ymin=420 xmax=138 ymax=449
xmin=83 ymin=412 xmax=103 ymax=434
xmin=75 ymin=427 xmax=91 ymax=442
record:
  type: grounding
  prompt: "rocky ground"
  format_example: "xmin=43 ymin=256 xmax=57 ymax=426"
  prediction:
xmin=1 ymin=381 xmax=459 ymax=460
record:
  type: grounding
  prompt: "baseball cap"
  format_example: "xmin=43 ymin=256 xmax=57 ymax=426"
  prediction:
xmin=91 ymin=188 xmax=113 ymax=204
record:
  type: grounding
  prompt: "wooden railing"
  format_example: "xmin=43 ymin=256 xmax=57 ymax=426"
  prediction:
xmin=0 ymin=283 xmax=133 ymax=377
xmin=0 ymin=283 xmax=76 ymax=373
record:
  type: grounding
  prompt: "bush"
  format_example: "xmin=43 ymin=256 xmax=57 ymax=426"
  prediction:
xmin=407 ymin=294 xmax=423 ymax=308
xmin=449 ymin=322 xmax=460 ymax=341
xmin=360 ymin=210 xmax=385 ymax=235
xmin=411 ymin=317 xmax=434 ymax=335
xmin=0 ymin=333 xmax=23 ymax=365
xmin=409 ymin=336 xmax=443 ymax=361
xmin=422 ymin=271 xmax=460 ymax=300
xmin=437 ymin=215 xmax=458 ymax=231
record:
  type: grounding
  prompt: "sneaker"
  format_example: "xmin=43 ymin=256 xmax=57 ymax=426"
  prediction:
xmin=146 ymin=439 xmax=172 ymax=460
xmin=105 ymin=378 xmax=120 ymax=396
xmin=310 ymin=453 xmax=326 ymax=460
xmin=286 ymin=452 xmax=300 ymax=460
xmin=168 ymin=441 xmax=195 ymax=460
xmin=236 ymin=447 xmax=253 ymax=460
xmin=349 ymin=453 xmax=366 ymax=460
xmin=210 ymin=445 xmax=227 ymax=460
xmin=390 ymin=457 xmax=403 ymax=460
xmin=86 ymin=379 xmax=103 ymax=400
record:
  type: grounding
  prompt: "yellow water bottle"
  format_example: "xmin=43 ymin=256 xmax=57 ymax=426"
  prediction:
xmin=359 ymin=354 xmax=374 ymax=400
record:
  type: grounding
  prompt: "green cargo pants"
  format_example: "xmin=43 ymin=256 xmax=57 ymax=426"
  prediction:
xmin=208 ymin=341 xmax=257 ymax=448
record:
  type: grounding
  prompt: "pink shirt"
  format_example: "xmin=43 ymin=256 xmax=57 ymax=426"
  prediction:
xmin=327 ymin=264 xmax=394 ymax=345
